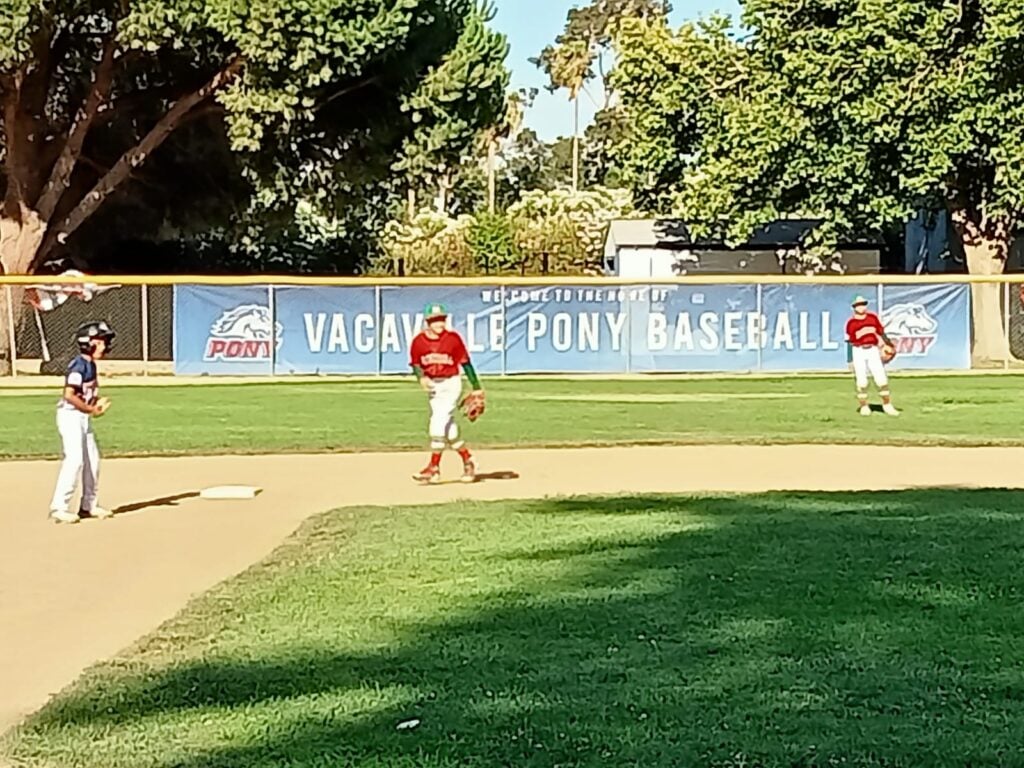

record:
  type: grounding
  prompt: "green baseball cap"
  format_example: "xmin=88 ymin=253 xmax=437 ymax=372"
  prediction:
xmin=424 ymin=303 xmax=448 ymax=320
xmin=851 ymin=295 xmax=869 ymax=306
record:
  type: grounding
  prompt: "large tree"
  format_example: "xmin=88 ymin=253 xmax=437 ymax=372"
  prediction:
xmin=0 ymin=0 xmax=506 ymax=368
xmin=535 ymin=0 xmax=670 ymax=191
xmin=610 ymin=15 xmax=745 ymax=212
xmin=579 ymin=106 xmax=629 ymax=189
xmin=393 ymin=2 xmax=508 ymax=216
xmin=0 ymin=0 xmax=504 ymax=276
xmin=612 ymin=3 xmax=1024 ymax=361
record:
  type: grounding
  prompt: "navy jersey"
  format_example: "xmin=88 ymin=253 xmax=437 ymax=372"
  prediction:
xmin=59 ymin=355 xmax=98 ymax=411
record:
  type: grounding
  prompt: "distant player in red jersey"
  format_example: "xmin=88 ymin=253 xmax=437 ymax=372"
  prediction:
xmin=409 ymin=303 xmax=484 ymax=484
xmin=846 ymin=295 xmax=899 ymax=417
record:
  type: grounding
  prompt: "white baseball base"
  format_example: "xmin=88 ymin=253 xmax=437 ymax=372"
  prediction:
xmin=199 ymin=485 xmax=262 ymax=500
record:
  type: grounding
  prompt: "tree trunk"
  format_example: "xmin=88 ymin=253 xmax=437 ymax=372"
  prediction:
xmin=0 ymin=209 xmax=46 ymax=374
xmin=962 ymin=232 xmax=1010 ymax=363
xmin=436 ymin=171 xmax=452 ymax=214
xmin=572 ymin=94 xmax=580 ymax=193
xmin=487 ymin=139 xmax=496 ymax=214
xmin=40 ymin=56 xmax=244 ymax=258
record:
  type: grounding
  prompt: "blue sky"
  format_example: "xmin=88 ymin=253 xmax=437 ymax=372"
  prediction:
xmin=493 ymin=0 xmax=742 ymax=141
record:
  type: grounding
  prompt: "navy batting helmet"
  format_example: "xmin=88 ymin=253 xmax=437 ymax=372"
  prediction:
xmin=75 ymin=320 xmax=116 ymax=353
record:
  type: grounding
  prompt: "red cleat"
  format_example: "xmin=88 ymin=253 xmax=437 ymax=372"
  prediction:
xmin=413 ymin=465 xmax=441 ymax=484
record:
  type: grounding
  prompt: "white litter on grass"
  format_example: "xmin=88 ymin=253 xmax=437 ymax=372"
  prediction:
xmin=199 ymin=485 xmax=262 ymax=500
xmin=396 ymin=718 xmax=421 ymax=731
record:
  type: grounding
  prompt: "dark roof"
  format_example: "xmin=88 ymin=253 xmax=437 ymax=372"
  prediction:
xmin=605 ymin=218 xmax=884 ymax=252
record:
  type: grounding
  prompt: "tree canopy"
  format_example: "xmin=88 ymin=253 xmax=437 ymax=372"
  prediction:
xmin=536 ymin=0 xmax=671 ymax=101
xmin=0 ymin=0 xmax=508 ymax=275
xmin=611 ymin=0 xmax=1024 ymax=358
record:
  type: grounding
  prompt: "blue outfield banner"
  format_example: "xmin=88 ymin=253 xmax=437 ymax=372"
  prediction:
xmin=505 ymin=285 xmax=630 ymax=373
xmin=880 ymin=283 xmax=971 ymax=370
xmin=379 ymin=285 xmax=504 ymax=374
xmin=172 ymin=283 xmax=973 ymax=375
xmin=629 ymin=285 xmax=760 ymax=372
xmin=173 ymin=285 xmax=276 ymax=376
xmin=759 ymin=283 xmax=879 ymax=371
xmin=274 ymin=286 xmax=377 ymax=374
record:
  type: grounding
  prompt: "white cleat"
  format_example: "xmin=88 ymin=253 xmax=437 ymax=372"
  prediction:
xmin=882 ymin=404 xmax=900 ymax=417
xmin=81 ymin=506 xmax=113 ymax=519
xmin=49 ymin=511 xmax=80 ymax=525
xmin=859 ymin=405 xmax=871 ymax=416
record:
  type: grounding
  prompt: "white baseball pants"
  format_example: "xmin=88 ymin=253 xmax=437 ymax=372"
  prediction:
xmin=50 ymin=409 xmax=100 ymax=514
xmin=426 ymin=376 xmax=464 ymax=449
xmin=852 ymin=345 xmax=888 ymax=389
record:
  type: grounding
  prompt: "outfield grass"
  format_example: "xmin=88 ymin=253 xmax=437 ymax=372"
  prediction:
xmin=1 ymin=375 xmax=1023 ymax=459
xmin=5 ymin=490 xmax=1024 ymax=767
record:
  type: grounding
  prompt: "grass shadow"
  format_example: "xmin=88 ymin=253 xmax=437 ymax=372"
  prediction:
xmin=7 ymin=489 xmax=1024 ymax=767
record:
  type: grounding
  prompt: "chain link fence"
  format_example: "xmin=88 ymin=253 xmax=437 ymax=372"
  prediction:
xmin=1 ymin=283 xmax=173 ymax=376
xmin=1 ymin=278 xmax=1023 ymax=376
xmin=1010 ymin=284 xmax=1024 ymax=361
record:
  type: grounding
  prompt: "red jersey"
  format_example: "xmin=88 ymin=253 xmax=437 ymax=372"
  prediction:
xmin=409 ymin=330 xmax=469 ymax=379
xmin=846 ymin=312 xmax=885 ymax=347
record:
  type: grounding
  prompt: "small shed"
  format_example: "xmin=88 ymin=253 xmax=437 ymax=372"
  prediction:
xmin=603 ymin=218 xmax=883 ymax=277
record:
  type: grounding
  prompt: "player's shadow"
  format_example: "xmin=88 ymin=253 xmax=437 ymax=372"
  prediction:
xmin=431 ymin=471 xmax=519 ymax=486
xmin=869 ymin=404 xmax=899 ymax=414
xmin=110 ymin=492 xmax=201 ymax=516
xmin=474 ymin=470 xmax=519 ymax=482
xmin=852 ymin=404 xmax=902 ymax=415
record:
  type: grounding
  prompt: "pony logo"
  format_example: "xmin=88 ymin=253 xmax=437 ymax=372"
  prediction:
xmin=204 ymin=304 xmax=283 ymax=361
xmin=881 ymin=303 xmax=938 ymax=355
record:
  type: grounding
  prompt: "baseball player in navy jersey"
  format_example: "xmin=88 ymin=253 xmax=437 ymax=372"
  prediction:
xmin=49 ymin=321 xmax=116 ymax=524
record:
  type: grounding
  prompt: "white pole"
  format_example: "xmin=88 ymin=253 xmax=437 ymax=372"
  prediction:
xmin=756 ymin=283 xmax=763 ymax=372
xmin=5 ymin=286 xmax=17 ymax=379
xmin=268 ymin=285 xmax=276 ymax=377
xmin=375 ymin=285 xmax=382 ymax=376
xmin=1004 ymin=281 xmax=1010 ymax=371
xmin=141 ymin=283 xmax=150 ymax=376
xmin=500 ymin=286 xmax=508 ymax=376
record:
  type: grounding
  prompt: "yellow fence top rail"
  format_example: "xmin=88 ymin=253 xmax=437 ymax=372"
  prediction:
xmin=2 ymin=273 xmax=1024 ymax=286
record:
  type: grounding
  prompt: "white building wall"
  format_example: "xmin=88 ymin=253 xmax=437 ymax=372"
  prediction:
xmin=613 ymin=247 xmax=686 ymax=278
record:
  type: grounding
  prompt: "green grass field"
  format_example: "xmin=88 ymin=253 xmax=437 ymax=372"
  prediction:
xmin=1 ymin=374 xmax=1023 ymax=458
xmin=4 ymin=376 xmax=1023 ymax=766
xmin=6 ymin=490 xmax=1024 ymax=767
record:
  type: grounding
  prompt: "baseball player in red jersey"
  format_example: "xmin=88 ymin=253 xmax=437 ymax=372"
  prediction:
xmin=846 ymin=295 xmax=899 ymax=417
xmin=409 ymin=303 xmax=484 ymax=484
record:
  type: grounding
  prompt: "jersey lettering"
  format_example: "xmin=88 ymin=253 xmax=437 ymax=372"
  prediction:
xmin=410 ymin=330 xmax=469 ymax=379
xmin=421 ymin=352 xmax=455 ymax=367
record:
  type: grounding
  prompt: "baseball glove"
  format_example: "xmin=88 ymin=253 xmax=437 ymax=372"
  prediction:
xmin=880 ymin=344 xmax=897 ymax=364
xmin=461 ymin=390 xmax=486 ymax=422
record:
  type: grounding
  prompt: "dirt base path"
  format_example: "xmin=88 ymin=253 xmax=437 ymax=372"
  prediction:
xmin=3 ymin=445 xmax=1023 ymax=734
